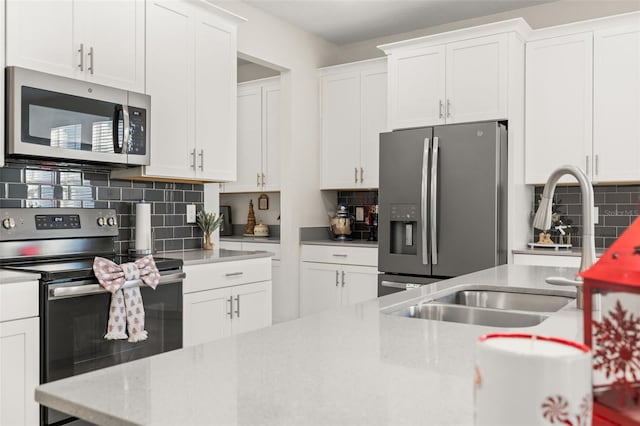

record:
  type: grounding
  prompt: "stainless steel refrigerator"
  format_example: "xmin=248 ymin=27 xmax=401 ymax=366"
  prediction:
xmin=378 ymin=121 xmax=508 ymax=296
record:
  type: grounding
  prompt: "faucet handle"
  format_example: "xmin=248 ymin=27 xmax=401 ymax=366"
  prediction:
xmin=545 ymin=276 xmax=583 ymax=288
xmin=545 ymin=276 xmax=584 ymax=309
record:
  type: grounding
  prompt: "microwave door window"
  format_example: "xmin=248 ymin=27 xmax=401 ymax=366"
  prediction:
xmin=22 ymin=86 xmax=119 ymax=154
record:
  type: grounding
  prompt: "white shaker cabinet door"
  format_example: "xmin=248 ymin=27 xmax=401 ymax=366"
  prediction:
xmin=341 ymin=265 xmax=378 ymax=307
xmin=0 ymin=317 xmax=39 ymax=426
xmin=525 ymin=33 xmax=593 ymax=184
xmin=226 ymin=85 xmax=263 ymax=192
xmin=183 ymin=288 xmax=231 ymax=347
xmin=321 ymin=72 xmax=362 ymax=189
xmin=145 ymin=1 xmax=195 ymax=179
xmin=76 ymin=0 xmax=145 ymax=92
xmin=593 ymin=26 xmax=640 ymax=183
xmin=231 ymin=281 xmax=272 ymax=336
xmin=6 ymin=0 xmax=75 ymax=78
xmin=445 ymin=34 xmax=508 ymax=124
xmin=300 ymin=263 xmax=340 ymax=317
xmin=388 ymin=45 xmax=446 ymax=130
xmin=195 ymin=12 xmax=237 ymax=181
xmin=360 ymin=67 xmax=387 ymax=188
xmin=262 ymin=83 xmax=281 ymax=191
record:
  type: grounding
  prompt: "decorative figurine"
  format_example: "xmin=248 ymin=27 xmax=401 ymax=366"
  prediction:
xmin=244 ymin=199 xmax=256 ymax=236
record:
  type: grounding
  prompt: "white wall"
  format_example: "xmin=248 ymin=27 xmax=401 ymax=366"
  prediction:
xmin=332 ymin=0 xmax=640 ymax=63
xmin=237 ymin=62 xmax=279 ymax=82
xmin=210 ymin=0 xmax=340 ymax=321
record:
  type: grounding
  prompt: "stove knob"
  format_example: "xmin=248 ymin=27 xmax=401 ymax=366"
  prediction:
xmin=2 ymin=217 xmax=16 ymax=229
xmin=107 ymin=217 xmax=117 ymax=227
xmin=96 ymin=217 xmax=105 ymax=227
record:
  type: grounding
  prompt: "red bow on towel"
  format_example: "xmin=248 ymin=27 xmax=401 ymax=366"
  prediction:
xmin=93 ymin=255 xmax=160 ymax=293
xmin=93 ymin=255 xmax=160 ymax=342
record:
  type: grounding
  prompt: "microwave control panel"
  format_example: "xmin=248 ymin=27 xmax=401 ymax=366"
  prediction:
xmin=127 ymin=107 xmax=147 ymax=155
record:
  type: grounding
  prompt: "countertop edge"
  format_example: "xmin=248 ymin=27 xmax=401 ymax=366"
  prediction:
xmin=301 ymin=240 xmax=379 ymax=248
xmin=159 ymin=249 xmax=273 ymax=266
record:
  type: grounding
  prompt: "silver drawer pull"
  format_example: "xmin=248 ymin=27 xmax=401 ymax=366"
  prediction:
xmin=332 ymin=254 xmax=348 ymax=257
xmin=225 ymin=272 xmax=244 ymax=277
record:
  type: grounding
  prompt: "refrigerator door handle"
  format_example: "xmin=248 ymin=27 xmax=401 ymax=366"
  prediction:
xmin=421 ymin=138 xmax=430 ymax=265
xmin=430 ymin=137 xmax=439 ymax=265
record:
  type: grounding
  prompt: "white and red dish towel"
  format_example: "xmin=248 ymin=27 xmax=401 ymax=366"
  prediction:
xmin=93 ymin=255 xmax=160 ymax=342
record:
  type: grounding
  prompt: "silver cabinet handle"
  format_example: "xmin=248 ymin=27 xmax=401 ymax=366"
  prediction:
xmin=341 ymin=271 xmax=345 ymax=287
xmin=198 ymin=149 xmax=204 ymax=171
xmin=262 ymin=173 xmax=266 ymax=186
xmin=430 ymin=137 xmax=439 ymax=265
xmin=225 ymin=272 xmax=243 ymax=277
xmin=439 ymin=100 xmax=443 ymax=119
xmin=227 ymin=297 xmax=233 ymax=319
xmin=354 ymin=167 xmax=358 ymax=184
xmin=78 ymin=43 xmax=84 ymax=71
xmin=586 ymin=155 xmax=590 ymax=175
xmin=257 ymin=173 xmax=261 ymax=187
xmin=332 ymin=254 xmax=347 ymax=257
xmin=88 ymin=46 xmax=94 ymax=75
xmin=122 ymin=105 xmax=130 ymax=153
xmin=50 ymin=272 xmax=186 ymax=299
xmin=190 ymin=149 xmax=196 ymax=170
xmin=421 ymin=138 xmax=430 ymax=265
xmin=335 ymin=270 xmax=339 ymax=287
xmin=446 ymin=99 xmax=451 ymax=118
xmin=234 ymin=295 xmax=240 ymax=318
xmin=360 ymin=167 xmax=364 ymax=183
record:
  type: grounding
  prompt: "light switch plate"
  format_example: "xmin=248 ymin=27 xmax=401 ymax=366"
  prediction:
xmin=186 ymin=204 xmax=196 ymax=224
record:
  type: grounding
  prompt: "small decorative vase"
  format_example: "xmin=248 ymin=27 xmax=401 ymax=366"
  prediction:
xmin=203 ymin=233 xmax=214 ymax=250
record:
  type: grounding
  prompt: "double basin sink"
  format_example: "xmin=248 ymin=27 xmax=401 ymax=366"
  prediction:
xmin=383 ymin=287 xmax=575 ymax=328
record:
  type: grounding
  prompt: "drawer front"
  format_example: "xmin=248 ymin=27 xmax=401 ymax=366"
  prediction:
xmin=513 ymin=254 xmax=581 ymax=268
xmin=219 ymin=241 xmax=243 ymax=251
xmin=241 ymin=242 xmax=280 ymax=260
xmin=301 ymin=245 xmax=378 ymax=267
xmin=184 ymin=258 xmax=272 ymax=294
xmin=0 ymin=280 xmax=39 ymax=322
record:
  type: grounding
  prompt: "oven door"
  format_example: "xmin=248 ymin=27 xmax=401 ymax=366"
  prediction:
xmin=42 ymin=272 xmax=183 ymax=425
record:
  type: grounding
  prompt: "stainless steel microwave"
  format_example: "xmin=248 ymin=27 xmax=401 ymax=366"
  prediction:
xmin=6 ymin=66 xmax=150 ymax=166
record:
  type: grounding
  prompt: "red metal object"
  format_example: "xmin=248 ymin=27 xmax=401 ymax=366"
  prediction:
xmin=580 ymin=216 xmax=640 ymax=426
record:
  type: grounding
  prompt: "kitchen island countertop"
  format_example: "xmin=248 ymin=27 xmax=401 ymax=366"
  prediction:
xmin=35 ymin=264 xmax=583 ymax=426
xmin=301 ymin=239 xmax=379 ymax=247
xmin=159 ymin=248 xmax=274 ymax=266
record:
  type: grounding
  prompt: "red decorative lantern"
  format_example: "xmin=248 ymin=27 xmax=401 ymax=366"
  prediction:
xmin=580 ymin=217 xmax=640 ymax=425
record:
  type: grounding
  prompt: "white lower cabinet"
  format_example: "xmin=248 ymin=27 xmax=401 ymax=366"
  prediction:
xmin=300 ymin=245 xmax=378 ymax=317
xmin=0 ymin=279 xmax=39 ymax=426
xmin=182 ymin=259 xmax=272 ymax=347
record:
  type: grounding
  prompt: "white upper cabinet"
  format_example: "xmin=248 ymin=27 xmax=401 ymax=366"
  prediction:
xmin=112 ymin=0 xmax=244 ymax=183
xmin=524 ymin=12 xmax=640 ymax=184
xmin=593 ymin=26 xmax=640 ymax=183
xmin=445 ymin=34 xmax=508 ymax=124
xmin=525 ymin=33 xmax=593 ymax=185
xmin=379 ymin=21 xmax=528 ymax=130
xmin=6 ymin=0 xmax=145 ymax=92
xmin=388 ymin=45 xmax=446 ymax=129
xmin=223 ymin=77 xmax=280 ymax=193
xmin=320 ymin=58 xmax=387 ymax=189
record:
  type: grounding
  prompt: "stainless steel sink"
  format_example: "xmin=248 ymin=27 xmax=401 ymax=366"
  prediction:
xmin=392 ymin=303 xmax=548 ymax=328
xmin=434 ymin=290 xmax=573 ymax=312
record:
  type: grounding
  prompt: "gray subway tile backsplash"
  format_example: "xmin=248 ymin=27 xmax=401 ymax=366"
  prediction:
xmin=533 ymin=184 xmax=639 ymax=249
xmin=1 ymin=163 xmax=205 ymax=254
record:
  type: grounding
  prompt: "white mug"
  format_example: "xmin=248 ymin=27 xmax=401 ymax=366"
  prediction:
xmin=475 ymin=333 xmax=592 ymax=426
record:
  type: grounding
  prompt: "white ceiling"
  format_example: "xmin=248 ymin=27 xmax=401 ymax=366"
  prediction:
xmin=242 ymin=0 xmax=554 ymax=45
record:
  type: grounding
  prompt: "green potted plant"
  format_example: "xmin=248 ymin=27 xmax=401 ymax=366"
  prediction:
xmin=197 ymin=210 xmax=224 ymax=250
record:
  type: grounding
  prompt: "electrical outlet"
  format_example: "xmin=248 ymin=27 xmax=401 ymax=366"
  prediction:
xmin=186 ymin=204 xmax=196 ymax=224
xmin=594 ymin=206 xmax=599 ymax=224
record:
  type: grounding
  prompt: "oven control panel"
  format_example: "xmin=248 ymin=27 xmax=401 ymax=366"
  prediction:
xmin=35 ymin=214 xmax=81 ymax=230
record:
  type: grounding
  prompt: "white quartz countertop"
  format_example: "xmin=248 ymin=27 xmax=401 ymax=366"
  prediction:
xmin=512 ymin=247 xmax=606 ymax=257
xmin=221 ymin=236 xmax=281 ymax=243
xmin=158 ymin=248 xmax=273 ymax=266
xmin=35 ymin=264 xmax=583 ymax=426
xmin=0 ymin=269 xmax=40 ymax=284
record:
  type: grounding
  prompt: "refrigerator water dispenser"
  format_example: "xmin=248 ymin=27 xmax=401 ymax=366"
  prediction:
xmin=389 ymin=204 xmax=418 ymax=255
